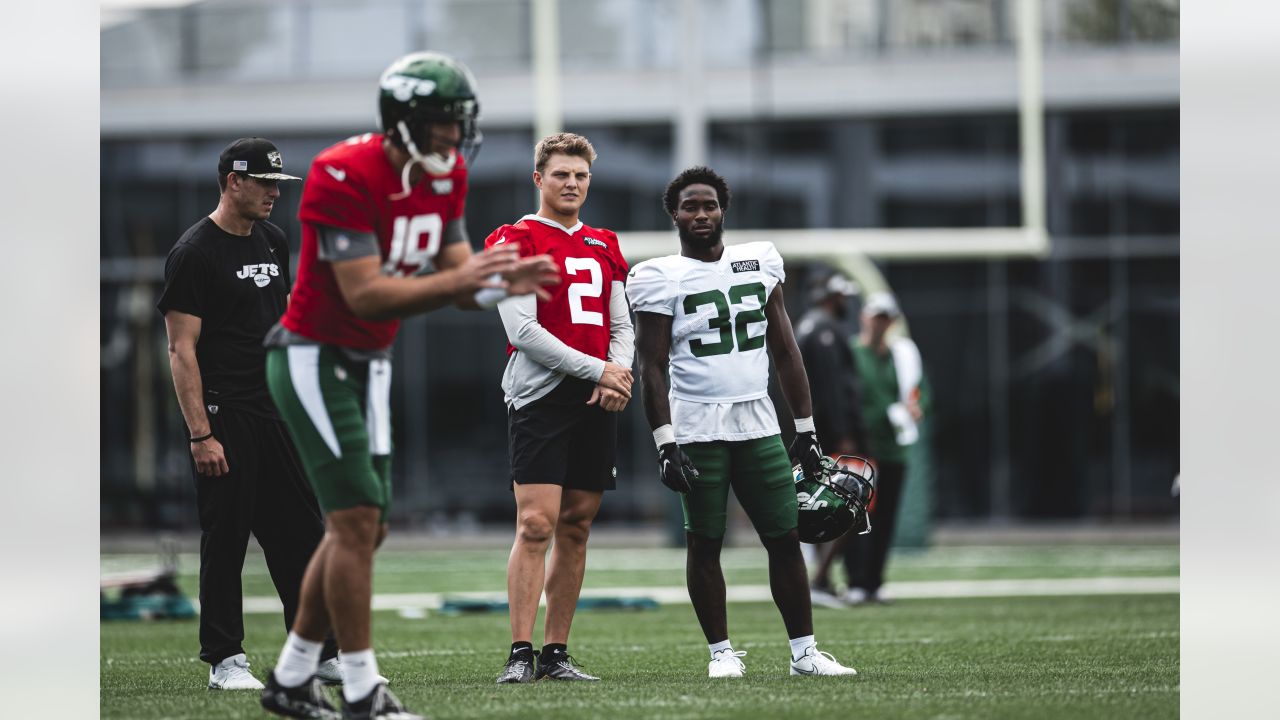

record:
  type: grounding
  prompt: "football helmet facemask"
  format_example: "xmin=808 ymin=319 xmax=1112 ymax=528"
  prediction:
xmin=794 ymin=455 xmax=876 ymax=544
xmin=377 ymin=51 xmax=482 ymax=196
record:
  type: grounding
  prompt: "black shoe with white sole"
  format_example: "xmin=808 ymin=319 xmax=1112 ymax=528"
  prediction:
xmin=341 ymin=683 xmax=423 ymax=720
xmin=260 ymin=672 xmax=341 ymax=719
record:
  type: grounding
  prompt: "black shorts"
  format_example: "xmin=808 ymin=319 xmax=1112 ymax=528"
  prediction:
xmin=508 ymin=376 xmax=617 ymax=491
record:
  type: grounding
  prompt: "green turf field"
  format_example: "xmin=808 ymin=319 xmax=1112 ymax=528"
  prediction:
xmin=101 ymin=545 xmax=1178 ymax=719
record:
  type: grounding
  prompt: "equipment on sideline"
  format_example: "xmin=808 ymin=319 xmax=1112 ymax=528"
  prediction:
xmin=793 ymin=455 xmax=876 ymax=544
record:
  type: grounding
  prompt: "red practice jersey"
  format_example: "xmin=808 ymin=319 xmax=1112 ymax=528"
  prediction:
xmin=483 ymin=215 xmax=629 ymax=360
xmin=281 ymin=133 xmax=468 ymax=351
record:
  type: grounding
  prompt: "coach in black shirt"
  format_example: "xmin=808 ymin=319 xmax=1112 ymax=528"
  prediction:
xmin=157 ymin=138 xmax=338 ymax=690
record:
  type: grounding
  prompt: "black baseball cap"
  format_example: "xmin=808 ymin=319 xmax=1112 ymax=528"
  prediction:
xmin=217 ymin=137 xmax=301 ymax=181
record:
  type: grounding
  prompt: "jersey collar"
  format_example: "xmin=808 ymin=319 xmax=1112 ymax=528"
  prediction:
xmin=521 ymin=213 xmax=583 ymax=236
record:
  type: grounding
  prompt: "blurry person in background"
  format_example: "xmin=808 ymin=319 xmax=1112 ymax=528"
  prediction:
xmin=794 ymin=269 xmax=870 ymax=608
xmin=257 ymin=53 xmax=557 ymax=720
xmin=487 ymin=133 xmax=634 ymax=684
xmin=819 ymin=291 xmax=932 ymax=606
xmin=157 ymin=137 xmax=339 ymax=692
xmin=631 ymin=166 xmax=858 ymax=679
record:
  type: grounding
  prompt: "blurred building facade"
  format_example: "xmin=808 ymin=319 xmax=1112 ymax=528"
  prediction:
xmin=101 ymin=0 xmax=1178 ymax=529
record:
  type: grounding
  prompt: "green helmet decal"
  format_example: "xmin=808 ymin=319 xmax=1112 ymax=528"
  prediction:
xmin=794 ymin=455 xmax=876 ymax=544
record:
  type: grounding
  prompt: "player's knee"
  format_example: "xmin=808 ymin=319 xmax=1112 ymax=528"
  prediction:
xmin=760 ymin=527 xmax=801 ymax=554
xmin=516 ymin=511 xmax=556 ymax=546
xmin=687 ymin=532 xmax=724 ymax=558
xmin=327 ymin=506 xmax=381 ymax=551
xmin=556 ymin=513 xmax=593 ymax=545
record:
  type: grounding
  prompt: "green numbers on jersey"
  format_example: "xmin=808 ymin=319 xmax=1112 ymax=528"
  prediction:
xmin=684 ymin=282 xmax=768 ymax=357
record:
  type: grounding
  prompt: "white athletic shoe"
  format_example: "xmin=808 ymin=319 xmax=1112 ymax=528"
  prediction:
xmin=810 ymin=585 xmax=845 ymax=610
xmin=707 ymin=649 xmax=747 ymax=678
xmin=789 ymin=647 xmax=857 ymax=676
xmin=208 ymin=653 xmax=265 ymax=690
xmin=313 ymin=657 xmax=389 ymax=686
xmin=841 ymin=588 xmax=870 ymax=606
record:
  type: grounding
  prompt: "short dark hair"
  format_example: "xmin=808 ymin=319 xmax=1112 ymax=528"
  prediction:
xmin=218 ymin=171 xmax=230 ymax=193
xmin=663 ymin=166 xmax=731 ymax=217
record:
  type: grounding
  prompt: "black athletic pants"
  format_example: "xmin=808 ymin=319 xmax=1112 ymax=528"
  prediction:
xmin=842 ymin=460 xmax=906 ymax=593
xmin=195 ymin=406 xmax=338 ymax=665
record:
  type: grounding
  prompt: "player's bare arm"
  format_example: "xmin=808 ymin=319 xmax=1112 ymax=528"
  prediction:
xmin=635 ymin=310 xmax=674 ymax=427
xmin=635 ymin=310 xmax=695 ymax=493
xmin=764 ymin=284 xmax=814 ymax=419
xmin=162 ymin=310 xmax=229 ymax=477
xmin=332 ymin=244 xmax=524 ymax=320
xmin=765 ymin=283 xmax=825 ymax=480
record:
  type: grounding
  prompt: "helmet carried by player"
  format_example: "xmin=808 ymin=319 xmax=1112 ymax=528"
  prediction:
xmin=377 ymin=51 xmax=482 ymax=192
xmin=794 ymin=455 xmax=876 ymax=544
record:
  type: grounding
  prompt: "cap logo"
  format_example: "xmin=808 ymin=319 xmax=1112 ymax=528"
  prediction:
xmin=382 ymin=75 xmax=437 ymax=102
xmin=267 ymin=150 xmax=283 ymax=169
xmin=233 ymin=160 xmax=248 ymax=171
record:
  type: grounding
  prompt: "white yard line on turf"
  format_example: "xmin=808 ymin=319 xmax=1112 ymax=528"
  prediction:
xmin=229 ymin=575 xmax=1178 ymax=614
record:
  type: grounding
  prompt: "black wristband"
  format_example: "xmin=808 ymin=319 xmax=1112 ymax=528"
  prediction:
xmin=189 ymin=432 xmax=213 ymax=443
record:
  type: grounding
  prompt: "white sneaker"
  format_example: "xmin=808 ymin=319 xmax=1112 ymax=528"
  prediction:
xmin=789 ymin=646 xmax=857 ymax=676
xmin=707 ymin=649 xmax=747 ymax=678
xmin=841 ymin=588 xmax=870 ymax=606
xmin=313 ymin=657 xmax=390 ymax=686
xmin=207 ymin=653 xmax=265 ymax=690
xmin=811 ymin=585 xmax=845 ymax=610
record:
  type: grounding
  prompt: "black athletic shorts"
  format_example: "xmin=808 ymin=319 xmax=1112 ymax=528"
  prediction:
xmin=507 ymin=375 xmax=617 ymax=491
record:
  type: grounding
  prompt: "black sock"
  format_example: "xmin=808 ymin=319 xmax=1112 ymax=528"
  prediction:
xmin=510 ymin=641 xmax=534 ymax=659
xmin=540 ymin=643 xmax=567 ymax=659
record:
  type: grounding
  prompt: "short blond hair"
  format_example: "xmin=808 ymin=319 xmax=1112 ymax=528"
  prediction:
xmin=534 ymin=132 xmax=597 ymax=173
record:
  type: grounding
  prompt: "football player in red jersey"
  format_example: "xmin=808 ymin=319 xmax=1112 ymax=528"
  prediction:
xmin=486 ymin=133 xmax=634 ymax=683
xmin=259 ymin=53 xmax=557 ymax=720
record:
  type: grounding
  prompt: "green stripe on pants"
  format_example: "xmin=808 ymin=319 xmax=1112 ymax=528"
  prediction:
xmin=265 ymin=345 xmax=392 ymax=517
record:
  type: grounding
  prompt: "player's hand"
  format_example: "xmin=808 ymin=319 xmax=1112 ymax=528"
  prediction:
xmin=587 ymin=384 xmax=629 ymax=412
xmin=788 ymin=430 xmax=824 ymax=483
xmin=503 ymin=253 xmax=560 ymax=302
xmin=598 ymin=361 xmax=633 ymax=399
xmin=191 ymin=436 xmax=229 ymax=477
xmin=454 ymin=244 xmax=522 ymax=294
xmin=657 ymin=442 xmax=698 ymax=494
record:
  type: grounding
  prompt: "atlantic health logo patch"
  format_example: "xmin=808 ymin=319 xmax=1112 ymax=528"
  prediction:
xmin=731 ymin=259 xmax=760 ymax=273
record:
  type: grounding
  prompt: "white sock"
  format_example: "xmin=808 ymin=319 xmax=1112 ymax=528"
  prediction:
xmin=340 ymin=649 xmax=381 ymax=703
xmin=708 ymin=639 xmax=734 ymax=659
xmin=789 ymin=634 xmax=816 ymax=661
xmin=274 ymin=632 xmax=323 ymax=688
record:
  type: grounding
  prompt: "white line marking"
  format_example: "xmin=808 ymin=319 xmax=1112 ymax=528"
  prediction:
xmin=230 ymin=576 xmax=1178 ymax=614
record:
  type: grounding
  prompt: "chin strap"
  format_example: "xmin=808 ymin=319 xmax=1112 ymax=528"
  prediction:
xmin=390 ymin=120 xmax=458 ymax=200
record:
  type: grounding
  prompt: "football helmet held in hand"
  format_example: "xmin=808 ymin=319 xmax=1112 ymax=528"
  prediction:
xmin=794 ymin=455 xmax=876 ymax=544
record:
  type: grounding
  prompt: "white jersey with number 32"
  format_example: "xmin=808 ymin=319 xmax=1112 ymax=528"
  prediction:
xmin=628 ymin=241 xmax=785 ymax=404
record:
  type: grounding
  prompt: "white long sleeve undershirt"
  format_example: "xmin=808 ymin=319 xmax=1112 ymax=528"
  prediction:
xmin=497 ymin=280 xmax=634 ymax=408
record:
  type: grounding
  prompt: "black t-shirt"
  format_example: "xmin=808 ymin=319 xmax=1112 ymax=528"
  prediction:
xmin=156 ymin=217 xmax=291 ymax=418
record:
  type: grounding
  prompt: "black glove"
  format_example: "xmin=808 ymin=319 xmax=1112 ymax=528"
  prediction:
xmin=657 ymin=442 xmax=698 ymax=494
xmin=789 ymin=431 xmax=825 ymax=483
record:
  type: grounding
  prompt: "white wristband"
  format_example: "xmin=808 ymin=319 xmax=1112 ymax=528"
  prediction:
xmin=473 ymin=274 xmax=508 ymax=309
xmin=653 ymin=424 xmax=676 ymax=449
xmin=794 ymin=416 xmax=816 ymax=434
